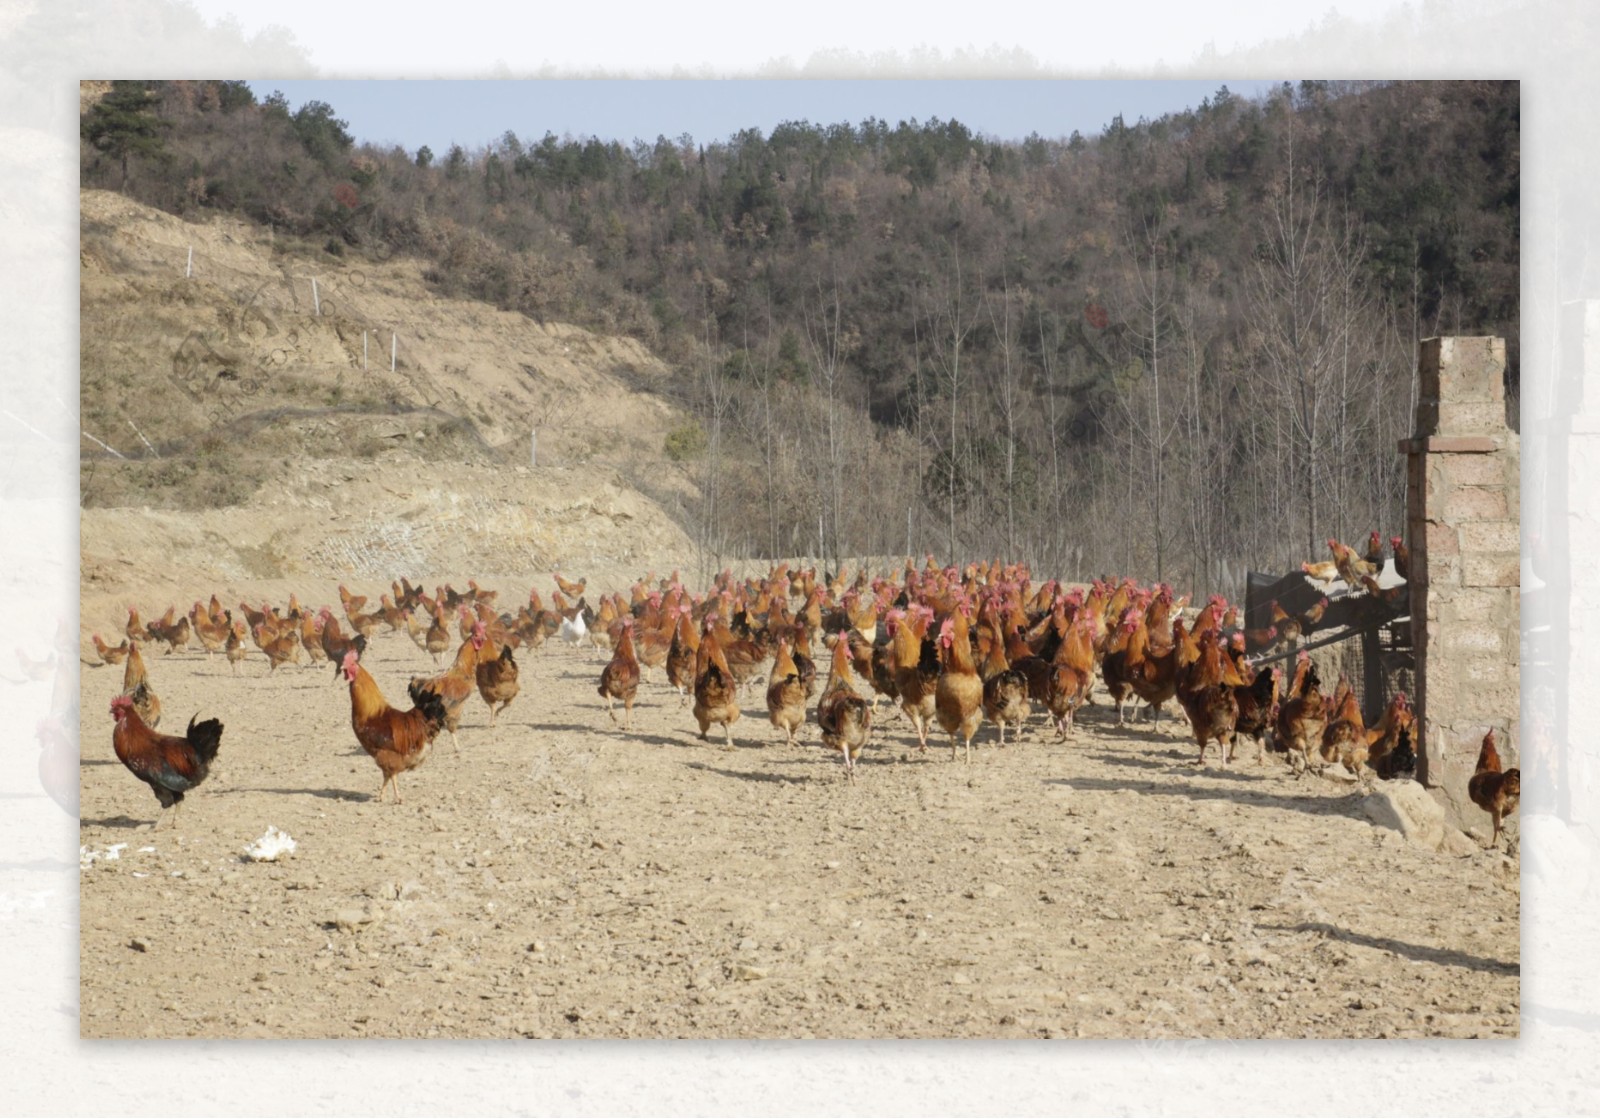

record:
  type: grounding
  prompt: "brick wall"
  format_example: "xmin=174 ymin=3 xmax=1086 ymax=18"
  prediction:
xmin=1403 ymin=336 xmax=1520 ymax=825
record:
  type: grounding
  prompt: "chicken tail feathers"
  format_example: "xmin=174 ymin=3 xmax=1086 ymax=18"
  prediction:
xmin=184 ymin=715 xmax=224 ymax=766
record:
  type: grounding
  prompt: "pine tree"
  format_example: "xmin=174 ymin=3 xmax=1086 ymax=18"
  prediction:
xmin=81 ymin=82 xmax=168 ymax=189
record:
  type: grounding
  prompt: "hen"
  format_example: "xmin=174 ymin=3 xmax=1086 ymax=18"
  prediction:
xmin=92 ymin=633 xmax=129 ymax=666
xmin=474 ymin=626 xmax=520 ymax=727
xmin=979 ymin=624 xmax=1030 ymax=746
xmin=1467 ymin=728 xmax=1520 ymax=848
xmin=1319 ymin=677 xmax=1370 ymax=785
xmin=411 ymin=635 xmax=481 ymax=753
xmin=1273 ymin=651 xmax=1327 ymax=774
xmin=934 ymin=610 xmax=985 ymax=762
xmin=121 ymin=640 xmax=161 ymax=728
xmin=341 ymin=649 xmax=447 ymax=804
xmin=692 ymin=617 xmax=741 ymax=749
xmin=598 ymin=617 xmax=642 ymax=730
xmin=1176 ymin=627 xmax=1244 ymax=766
xmin=665 ymin=604 xmax=699 ymax=705
xmin=109 ymin=694 xmax=223 ymax=828
xmin=891 ymin=604 xmax=940 ymax=752
xmin=765 ymin=637 xmax=807 ymax=747
xmin=816 ymin=634 xmax=872 ymax=782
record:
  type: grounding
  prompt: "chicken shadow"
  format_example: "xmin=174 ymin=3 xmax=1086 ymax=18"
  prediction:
xmin=1087 ymin=752 xmax=1273 ymax=783
xmin=1258 ymin=920 xmax=1519 ymax=976
xmin=682 ymin=760 xmax=819 ymax=785
xmin=1044 ymin=774 xmax=1346 ymax=819
xmin=228 ymin=786 xmax=364 ymax=802
xmin=527 ymin=721 xmax=704 ymax=750
xmin=78 ymin=814 xmax=149 ymax=830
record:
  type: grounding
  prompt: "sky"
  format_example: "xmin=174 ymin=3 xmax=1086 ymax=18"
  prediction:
xmin=244 ymin=79 xmax=1289 ymax=158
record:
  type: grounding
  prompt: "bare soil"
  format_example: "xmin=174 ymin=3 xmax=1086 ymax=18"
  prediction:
xmin=78 ymin=579 xmax=1519 ymax=1040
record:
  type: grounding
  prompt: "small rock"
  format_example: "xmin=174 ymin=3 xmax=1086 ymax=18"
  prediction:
xmin=951 ymin=971 xmax=973 ymax=986
xmin=737 ymin=937 xmax=757 ymax=951
xmin=129 ymin=937 xmax=149 ymax=953
xmin=982 ymin=882 xmax=1006 ymax=898
xmin=731 ymin=964 xmax=769 ymax=981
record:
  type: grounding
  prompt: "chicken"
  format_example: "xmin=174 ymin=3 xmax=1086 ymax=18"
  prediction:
xmin=318 ymin=611 xmax=367 ymax=681
xmin=125 ymin=607 xmax=146 ymax=645
xmin=934 ymin=611 xmax=985 ymax=763
xmin=338 ymin=583 xmax=368 ymax=618
xmin=1365 ymin=692 xmax=1417 ymax=780
xmin=121 ymin=640 xmax=160 ymax=728
xmin=424 ymin=605 xmax=453 ymax=665
xmin=1360 ymin=574 xmax=1408 ymax=611
xmin=1273 ymin=651 xmax=1327 ymax=774
xmin=765 ymin=637 xmax=807 ymax=747
xmin=979 ymin=625 xmax=1030 ymax=746
xmin=224 ymin=620 xmax=249 ymax=676
xmin=1300 ymin=559 xmax=1341 ymax=585
xmin=256 ymin=622 xmax=302 ymax=673
xmin=665 ymin=604 xmax=699 ymax=705
xmin=1176 ymin=627 xmax=1244 ymax=766
xmin=92 ymin=634 xmax=129 ymax=665
xmin=376 ymin=594 xmax=410 ymax=632
xmin=147 ymin=611 xmax=192 ymax=655
xmin=341 ymin=648 xmax=448 ymax=804
xmin=1360 ymin=530 xmax=1385 ymax=570
xmin=692 ymin=617 xmax=741 ymax=750
xmin=1268 ymin=600 xmax=1303 ymax=647
xmin=1125 ymin=613 xmax=1181 ymax=725
xmin=597 ymin=617 xmax=642 ymax=730
xmin=1097 ymin=614 xmax=1142 ymax=725
xmin=410 ymin=636 xmax=481 ymax=753
xmin=1319 ymin=677 xmax=1369 ymax=784
xmin=891 ymin=604 xmax=940 ymax=752
xmin=299 ymin=611 xmax=327 ymax=665
xmin=109 ymin=694 xmax=223 ymax=828
xmin=1330 ymin=538 xmax=1378 ymax=586
xmin=473 ymin=625 xmax=520 ymax=727
xmin=1043 ymin=613 xmax=1096 ymax=740
xmin=557 ymin=598 xmax=591 ymax=651
xmin=553 ymin=569 xmax=587 ymax=599
xmin=1390 ymin=535 xmax=1411 ymax=582
xmin=1226 ymin=635 xmax=1280 ymax=762
xmin=190 ymin=602 xmax=231 ymax=658
xmin=1467 ymin=728 xmax=1520 ymax=848
xmin=1298 ymin=597 xmax=1330 ymax=633
xmin=816 ymin=634 xmax=872 ymax=782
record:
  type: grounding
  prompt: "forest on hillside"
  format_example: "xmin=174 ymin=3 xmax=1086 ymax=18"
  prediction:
xmin=80 ymin=79 xmax=1519 ymax=594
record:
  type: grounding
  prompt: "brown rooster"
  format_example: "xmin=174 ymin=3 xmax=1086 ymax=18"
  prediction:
xmin=342 ymin=648 xmax=448 ymax=804
xmin=1468 ymin=728 xmax=1520 ymax=848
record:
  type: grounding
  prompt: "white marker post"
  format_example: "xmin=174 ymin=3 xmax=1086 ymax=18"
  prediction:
xmin=311 ymin=278 xmax=320 ymax=316
xmin=185 ymin=246 xmax=192 ymax=279
xmin=127 ymin=418 xmax=158 ymax=457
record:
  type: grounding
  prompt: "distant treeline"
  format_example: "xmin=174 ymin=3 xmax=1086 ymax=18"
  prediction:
xmin=82 ymin=79 xmax=1519 ymax=596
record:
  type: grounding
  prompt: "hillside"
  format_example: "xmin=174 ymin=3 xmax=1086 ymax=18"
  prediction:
xmin=80 ymin=188 xmax=702 ymax=628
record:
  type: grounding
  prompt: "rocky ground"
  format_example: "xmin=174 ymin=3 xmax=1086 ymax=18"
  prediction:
xmin=77 ymin=581 xmax=1519 ymax=1040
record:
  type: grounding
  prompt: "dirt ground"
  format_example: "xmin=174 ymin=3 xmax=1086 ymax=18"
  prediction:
xmin=77 ymin=580 xmax=1519 ymax=1040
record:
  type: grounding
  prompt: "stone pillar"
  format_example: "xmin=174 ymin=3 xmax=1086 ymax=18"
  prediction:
xmin=1400 ymin=336 xmax=1519 ymax=825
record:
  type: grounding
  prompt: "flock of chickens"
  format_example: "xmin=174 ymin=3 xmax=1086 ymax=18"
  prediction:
xmin=91 ymin=545 xmax=1519 ymax=848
